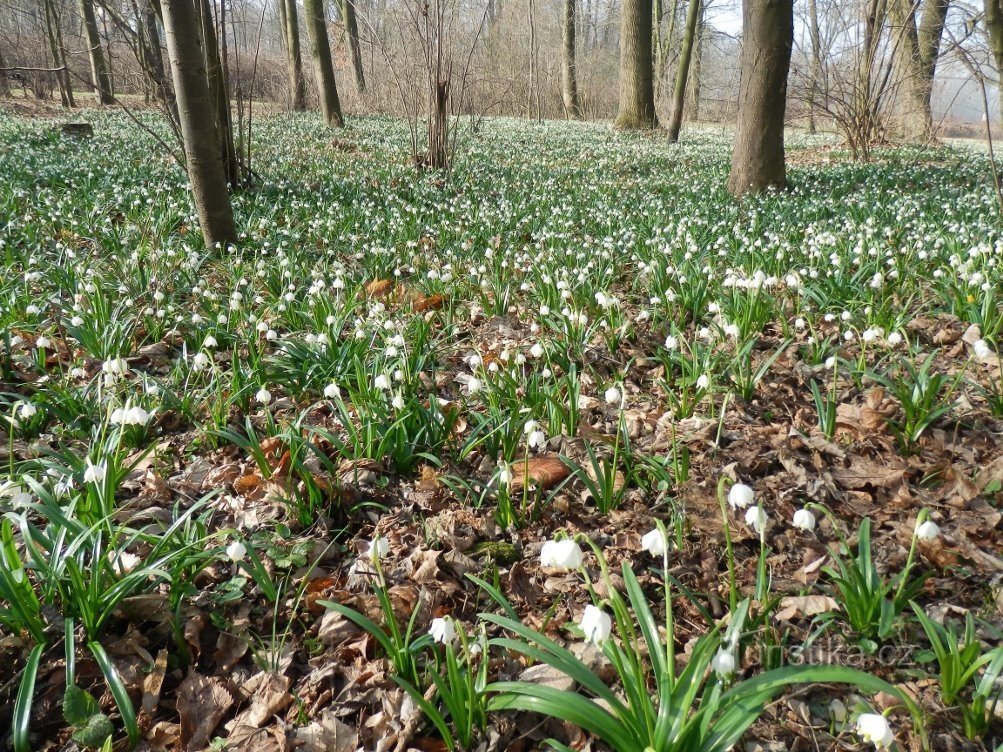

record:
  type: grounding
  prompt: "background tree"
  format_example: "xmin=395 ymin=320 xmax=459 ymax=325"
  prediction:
xmin=281 ymin=0 xmax=307 ymax=110
xmin=666 ymin=0 xmax=699 ymax=141
xmin=341 ymin=0 xmax=367 ymax=93
xmin=986 ymin=0 xmax=1003 ymax=124
xmin=43 ymin=0 xmax=75 ymax=107
xmin=561 ymin=0 xmax=583 ymax=117
xmin=304 ymin=0 xmax=345 ymax=126
xmin=161 ymin=0 xmax=237 ymax=250
xmin=727 ymin=0 xmax=793 ymax=195
xmin=889 ymin=0 xmax=948 ymax=141
xmin=614 ymin=0 xmax=656 ymax=128
xmin=79 ymin=0 xmax=114 ymax=103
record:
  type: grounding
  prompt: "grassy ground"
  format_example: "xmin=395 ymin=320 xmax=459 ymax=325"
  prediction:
xmin=1 ymin=106 xmax=1003 ymax=752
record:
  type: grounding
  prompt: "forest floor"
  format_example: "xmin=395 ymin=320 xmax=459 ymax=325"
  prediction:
xmin=1 ymin=107 xmax=1003 ymax=752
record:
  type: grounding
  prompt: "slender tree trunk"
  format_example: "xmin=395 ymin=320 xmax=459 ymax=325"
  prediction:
xmin=666 ymin=0 xmax=699 ymax=141
xmin=0 ymin=48 xmax=10 ymax=98
xmin=282 ymin=0 xmax=307 ymax=110
xmin=688 ymin=4 xmax=703 ymax=120
xmin=198 ymin=0 xmax=239 ymax=186
xmin=562 ymin=0 xmax=583 ymax=117
xmin=79 ymin=0 xmax=114 ymax=103
xmin=806 ymin=0 xmax=820 ymax=132
xmin=727 ymin=0 xmax=794 ymax=196
xmin=143 ymin=5 xmax=175 ymax=115
xmin=988 ymin=0 xmax=1003 ymax=127
xmin=304 ymin=0 xmax=344 ymax=126
xmin=528 ymin=0 xmax=539 ymax=119
xmin=341 ymin=0 xmax=367 ymax=93
xmin=615 ymin=0 xmax=656 ymax=128
xmin=161 ymin=0 xmax=237 ymax=250
xmin=43 ymin=0 xmax=76 ymax=107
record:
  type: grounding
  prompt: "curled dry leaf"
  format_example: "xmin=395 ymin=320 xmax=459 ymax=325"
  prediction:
xmin=508 ymin=454 xmax=570 ymax=492
xmin=365 ymin=278 xmax=394 ymax=298
xmin=774 ymin=595 xmax=839 ymax=622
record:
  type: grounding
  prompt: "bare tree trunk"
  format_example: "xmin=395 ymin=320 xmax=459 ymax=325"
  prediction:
xmin=304 ymin=0 xmax=344 ymax=126
xmin=161 ymin=0 xmax=237 ymax=249
xmin=615 ymin=0 xmax=656 ymax=128
xmin=198 ymin=0 xmax=239 ymax=185
xmin=0 ymin=48 xmax=10 ymax=98
xmin=562 ymin=0 xmax=583 ymax=117
xmin=665 ymin=0 xmax=699 ymax=141
xmin=528 ymin=0 xmax=540 ymax=119
xmin=918 ymin=0 xmax=948 ymax=82
xmin=988 ymin=0 xmax=1003 ymax=127
xmin=282 ymin=0 xmax=307 ymax=110
xmin=805 ymin=0 xmax=820 ymax=132
xmin=889 ymin=0 xmax=932 ymax=140
xmin=43 ymin=0 xmax=76 ymax=107
xmin=341 ymin=0 xmax=367 ymax=93
xmin=79 ymin=0 xmax=114 ymax=103
xmin=687 ymin=4 xmax=703 ymax=120
xmin=727 ymin=0 xmax=793 ymax=195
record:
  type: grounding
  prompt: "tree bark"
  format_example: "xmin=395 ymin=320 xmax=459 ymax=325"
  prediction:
xmin=0 ymin=47 xmax=10 ymax=98
xmin=666 ymin=0 xmax=699 ymax=141
xmin=889 ymin=0 xmax=933 ymax=140
xmin=988 ymin=0 xmax=1003 ymax=127
xmin=282 ymin=0 xmax=307 ymax=110
xmin=161 ymin=0 xmax=237 ymax=250
xmin=79 ymin=0 xmax=114 ymax=103
xmin=198 ymin=0 xmax=239 ymax=186
xmin=304 ymin=0 xmax=345 ymax=126
xmin=727 ymin=0 xmax=793 ymax=196
xmin=43 ymin=0 xmax=76 ymax=107
xmin=615 ymin=0 xmax=656 ymax=128
xmin=341 ymin=0 xmax=367 ymax=93
xmin=562 ymin=0 xmax=583 ymax=118
xmin=806 ymin=0 xmax=820 ymax=132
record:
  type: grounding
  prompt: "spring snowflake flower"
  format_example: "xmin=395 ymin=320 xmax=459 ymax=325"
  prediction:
xmin=374 ymin=373 xmax=391 ymax=390
xmin=255 ymin=387 xmax=272 ymax=405
xmin=974 ymin=339 xmax=992 ymax=360
xmin=83 ymin=459 xmax=107 ymax=484
xmin=664 ymin=335 xmax=678 ymax=350
xmin=792 ymin=508 xmax=816 ymax=532
xmin=696 ymin=374 xmax=710 ymax=390
xmin=915 ymin=519 xmax=940 ymax=540
xmin=324 ymin=383 xmax=341 ymax=399
xmin=728 ymin=483 xmax=754 ymax=509
xmin=429 ymin=616 xmax=456 ymax=644
xmin=745 ymin=505 xmax=768 ymax=535
xmin=366 ymin=537 xmax=389 ymax=561
xmin=856 ymin=713 xmax=893 ymax=748
xmin=579 ymin=605 xmax=612 ymax=645
xmin=226 ymin=540 xmax=247 ymax=562
xmin=641 ymin=528 xmax=669 ymax=557
xmin=540 ymin=539 xmax=584 ymax=570
xmin=391 ymin=394 xmax=405 ymax=410
xmin=18 ymin=403 xmax=37 ymax=418
xmin=604 ymin=386 xmax=622 ymax=405
xmin=711 ymin=647 xmax=736 ymax=679
xmin=527 ymin=428 xmax=547 ymax=449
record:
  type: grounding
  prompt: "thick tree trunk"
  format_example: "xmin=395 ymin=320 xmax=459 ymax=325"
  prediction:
xmin=666 ymin=0 xmax=699 ymax=141
xmin=562 ymin=0 xmax=583 ymax=118
xmin=282 ymin=0 xmax=307 ymax=110
xmin=890 ymin=0 xmax=933 ymax=140
xmin=304 ymin=0 xmax=345 ymax=126
xmin=727 ymin=0 xmax=793 ymax=196
xmin=918 ymin=0 xmax=948 ymax=82
xmin=43 ymin=0 xmax=76 ymax=107
xmin=341 ymin=0 xmax=367 ymax=93
xmin=989 ymin=1 xmax=1003 ymax=127
xmin=687 ymin=5 xmax=703 ymax=120
xmin=161 ymin=0 xmax=237 ymax=250
xmin=614 ymin=0 xmax=656 ymax=129
xmin=79 ymin=0 xmax=114 ymax=103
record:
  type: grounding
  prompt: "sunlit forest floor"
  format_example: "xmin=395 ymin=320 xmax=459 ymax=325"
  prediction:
xmin=2 ymin=108 xmax=1002 ymax=752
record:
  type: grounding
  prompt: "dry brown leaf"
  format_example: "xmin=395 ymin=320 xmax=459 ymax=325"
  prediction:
xmin=509 ymin=455 xmax=569 ymax=492
xmin=231 ymin=672 xmax=293 ymax=728
xmin=176 ymin=670 xmax=234 ymax=751
xmin=365 ymin=279 xmax=394 ymax=298
xmin=233 ymin=473 xmax=262 ymax=495
xmin=774 ymin=595 xmax=839 ymax=622
xmin=830 ymin=456 xmax=907 ymax=491
xmin=412 ymin=293 xmax=445 ymax=312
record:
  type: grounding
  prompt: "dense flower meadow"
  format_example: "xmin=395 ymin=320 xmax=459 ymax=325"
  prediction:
xmin=1 ymin=110 xmax=1002 ymax=751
